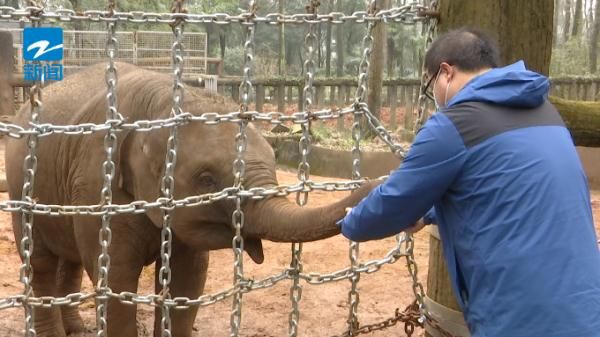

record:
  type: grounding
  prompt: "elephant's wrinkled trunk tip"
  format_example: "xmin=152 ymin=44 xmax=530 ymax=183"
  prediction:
xmin=244 ymin=180 xmax=380 ymax=243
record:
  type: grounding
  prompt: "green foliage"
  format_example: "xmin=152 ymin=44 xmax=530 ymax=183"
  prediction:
xmin=550 ymin=36 xmax=590 ymax=76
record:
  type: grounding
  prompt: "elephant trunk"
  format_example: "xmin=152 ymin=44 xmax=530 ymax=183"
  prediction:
xmin=244 ymin=180 xmax=381 ymax=242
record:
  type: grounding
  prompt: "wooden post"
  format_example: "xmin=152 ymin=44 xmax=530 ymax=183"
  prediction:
xmin=389 ymin=85 xmax=397 ymax=129
xmin=337 ymin=85 xmax=345 ymax=131
xmin=278 ymin=83 xmax=285 ymax=113
xmin=287 ymin=86 xmax=293 ymax=107
xmin=329 ymin=85 xmax=336 ymax=107
xmin=232 ymin=84 xmax=240 ymax=103
xmin=256 ymin=84 xmax=265 ymax=112
xmin=316 ymin=85 xmax=325 ymax=108
xmin=426 ymin=226 xmax=471 ymax=337
xmin=0 ymin=31 xmax=14 ymax=117
xmin=298 ymin=85 xmax=304 ymax=111
xmin=402 ymin=86 xmax=415 ymax=142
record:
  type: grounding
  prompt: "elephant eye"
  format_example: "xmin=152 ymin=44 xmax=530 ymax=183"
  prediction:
xmin=196 ymin=172 xmax=217 ymax=187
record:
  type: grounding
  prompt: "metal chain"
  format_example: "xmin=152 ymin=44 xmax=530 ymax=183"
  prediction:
xmin=414 ymin=0 xmax=439 ymax=132
xmin=0 ymin=4 xmax=432 ymax=25
xmin=0 ymin=3 xmax=450 ymax=337
xmin=18 ymin=17 xmax=42 ymax=337
xmin=0 ymin=179 xmax=372 ymax=217
xmin=156 ymin=7 xmax=186 ymax=334
xmin=0 ymin=106 xmax=360 ymax=138
xmin=0 ymin=235 xmax=408 ymax=311
xmin=230 ymin=2 xmax=255 ymax=336
xmin=344 ymin=0 xmax=372 ymax=332
xmin=287 ymin=1 xmax=319 ymax=335
xmin=96 ymin=14 xmax=120 ymax=337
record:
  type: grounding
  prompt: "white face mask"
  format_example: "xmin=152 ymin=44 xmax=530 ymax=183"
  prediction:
xmin=432 ymin=70 xmax=451 ymax=110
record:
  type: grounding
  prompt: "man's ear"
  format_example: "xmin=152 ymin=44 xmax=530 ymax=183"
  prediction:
xmin=440 ymin=62 xmax=454 ymax=81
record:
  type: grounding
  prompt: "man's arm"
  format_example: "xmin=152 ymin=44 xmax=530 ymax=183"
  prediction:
xmin=339 ymin=113 xmax=466 ymax=242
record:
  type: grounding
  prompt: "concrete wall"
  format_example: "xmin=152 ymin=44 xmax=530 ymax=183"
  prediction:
xmin=578 ymin=147 xmax=600 ymax=190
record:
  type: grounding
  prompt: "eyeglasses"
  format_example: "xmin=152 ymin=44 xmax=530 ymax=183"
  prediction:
xmin=422 ymin=67 xmax=440 ymax=102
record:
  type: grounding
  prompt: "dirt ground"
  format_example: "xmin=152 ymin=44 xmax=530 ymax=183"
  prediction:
xmin=0 ymin=140 xmax=598 ymax=337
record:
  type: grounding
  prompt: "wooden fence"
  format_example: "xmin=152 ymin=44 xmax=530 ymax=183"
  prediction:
xmin=207 ymin=76 xmax=600 ymax=131
xmin=10 ymin=75 xmax=600 ymax=132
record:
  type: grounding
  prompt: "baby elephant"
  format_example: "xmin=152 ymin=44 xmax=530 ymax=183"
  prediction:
xmin=5 ymin=63 xmax=379 ymax=337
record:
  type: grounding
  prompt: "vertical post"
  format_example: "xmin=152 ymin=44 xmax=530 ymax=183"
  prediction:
xmin=232 ymin=84 xmax=240 ymax=103
xmin=389 ymin=84 xmax=397 ymax=129
xmin=403 ymin=86 xmax=414 ymax=142
xmin=278 ymin=83 xmax=285 ymax=112
xmin=329 ymin=84 xmax=335 ymax=106
xmin=297 ymin=85 xmax=304 ymax=111
xmin=316 ymin=85 xmax=324 ymax=107
xmin=337 ymin=85 xmax=344 ymax=131
xmin=256 ymin=84 xmax=265 ymax=112
xmin=0 ymin=31 xmax=14 ymax=117
xmin=287 ymin=85 xmax=293 ymax=107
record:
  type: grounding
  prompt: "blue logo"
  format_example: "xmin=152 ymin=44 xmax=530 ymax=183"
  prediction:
xmin=23 ymin=27 xmax=63 ymax=61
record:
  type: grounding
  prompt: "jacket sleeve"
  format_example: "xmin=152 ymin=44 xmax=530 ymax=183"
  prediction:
xmin=339 ymin=112 xmax=467 ymax=241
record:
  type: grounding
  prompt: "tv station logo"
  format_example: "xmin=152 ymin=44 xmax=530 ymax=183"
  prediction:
xmin=23 ymin=27 xmax=64 ymax=82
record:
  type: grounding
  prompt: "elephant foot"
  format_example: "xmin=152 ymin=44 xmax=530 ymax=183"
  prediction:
xmin=61 ymin=308 xmax=86 ymax=336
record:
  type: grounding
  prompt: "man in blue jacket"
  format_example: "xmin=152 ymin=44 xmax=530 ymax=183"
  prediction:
xmin=338 ymin=28 xmax=600 ymax=337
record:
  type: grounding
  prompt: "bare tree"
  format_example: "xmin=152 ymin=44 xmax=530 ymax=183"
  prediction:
xmin=564 ymin=0 xmax=573 ymax=42
xmin=590 ymin=0 xmax=600 ymax=72
xmin=573 ymin=0 xmax=583 ymax=36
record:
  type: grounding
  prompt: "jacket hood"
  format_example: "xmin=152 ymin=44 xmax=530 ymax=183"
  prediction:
xmin=448 ymin=61 xmax=550 ymax=109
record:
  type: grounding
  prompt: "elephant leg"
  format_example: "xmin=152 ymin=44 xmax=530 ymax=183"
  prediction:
xmin=78 ymin=224 xmax=146 ymax=337
xmin=30 ymin=253 xmax=67 ymax=337
xmin=153 ymin=238 xmax=209 ymax=337
xmin=56 ymin=259 xmax=86 ymax=335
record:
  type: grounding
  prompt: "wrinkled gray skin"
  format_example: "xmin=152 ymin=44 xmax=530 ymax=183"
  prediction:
xmin=5 ymin=63 xmax=379 ymax=337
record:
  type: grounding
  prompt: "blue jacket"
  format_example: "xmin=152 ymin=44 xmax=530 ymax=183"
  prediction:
xmin=339 ymin=61 xmax=600 ymax=337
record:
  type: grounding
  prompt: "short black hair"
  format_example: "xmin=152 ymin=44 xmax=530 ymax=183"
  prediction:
xmin=424 ymin=27 xmax=501 ymax=75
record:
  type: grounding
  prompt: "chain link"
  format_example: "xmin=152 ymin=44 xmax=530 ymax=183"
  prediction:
xmin=287 ymin=2 xmax=320 ymax=335
xmin=0 ymin=3 xmax=434 ymax=25
xmin=230 ymin=2 xmax=256 ymax=335
xmin=18 ymin=17 xmax=43 ymax=337
xmin=414 ymin=0 xmax=439 ymax=133
xmin=0 ymin=2 xmax=450 ymax=337
xmin=95 ymin=16 xmax=120 ymax=337
xmin=156 ymin=10 xmax=186 ymax=336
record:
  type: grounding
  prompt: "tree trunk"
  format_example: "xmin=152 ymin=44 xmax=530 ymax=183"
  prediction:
xmin=363 ymin=0 xmax=390 ymax=138
xmin=279 ymin=0 xmax=286 ymax=76
xmin=590 ymin=0 xmax=600 ymax=73
xmin=564 ymin=0 xmax=572 ymax=42
xmin=325 ymin=0 xmax=333 ymax=77
xmin=572 ymin=0 xmax=583 ymax=37
xmin=0 ymin=31 xmax=13 ymax=117
xmin=426 ymin=1 xmax=555 ymax=336
xmin=335 ymin=0 xmax=345 ymax=76
xmin=549 ymin=96 xmax=600 ymax=147
xmin=438 ymin=0 xmax=553 ymax=75
xmin=553 ymin=0 xmax=560 ymax=45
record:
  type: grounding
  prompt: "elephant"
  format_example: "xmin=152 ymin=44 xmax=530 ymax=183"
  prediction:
xmin=5 ymin=62 xmax=379 ymax=337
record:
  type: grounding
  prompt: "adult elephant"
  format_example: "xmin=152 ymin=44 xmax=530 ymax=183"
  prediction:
xmin=5 ymin=63 xmax=379 ymax=337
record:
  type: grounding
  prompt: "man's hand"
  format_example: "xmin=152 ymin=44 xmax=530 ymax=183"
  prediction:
xmin=405 ymin=218 xmax=427 ymax=234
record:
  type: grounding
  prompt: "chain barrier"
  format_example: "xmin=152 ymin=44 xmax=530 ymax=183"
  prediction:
xmin=0 ymin=2 xmax=451 ymax=337
xmin=288 ymin=1 xmax=320 ymax=334
xmin=0 ymin=3 xmax=431 ymax=25
xmin=95 ymin=3 xmax=120 ymax=333
xmin=414 ymin=0 xmax=439 ymax=133
xmin=155 ymin=2 xmax=187 ymax=335
xmin=18 ymin=14 xmax=42 ymax=337
xmin=229 ymin=2 xmax=256 ymax=335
